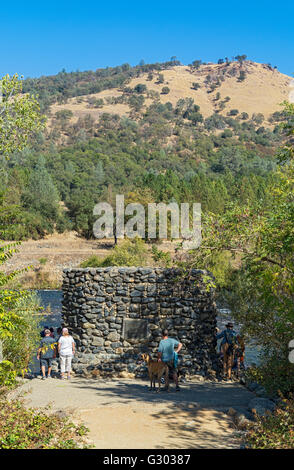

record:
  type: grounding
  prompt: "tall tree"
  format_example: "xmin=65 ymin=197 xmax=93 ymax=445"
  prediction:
xmin=180 ymin=102 xmax=294 ymax=392
xmin=0 ymin=74 xmax=45 ymax=158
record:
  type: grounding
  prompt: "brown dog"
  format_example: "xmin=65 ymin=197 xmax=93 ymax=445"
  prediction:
xmin=141 ymin=353 xmax=168 ymax=392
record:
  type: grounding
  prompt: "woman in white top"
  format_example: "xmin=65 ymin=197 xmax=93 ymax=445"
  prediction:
xmin=58 ymin=328 xmax=75 ymax=380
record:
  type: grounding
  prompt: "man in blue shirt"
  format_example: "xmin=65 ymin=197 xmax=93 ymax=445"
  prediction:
xmin=158 ymin=329 xmax=182 ymax=391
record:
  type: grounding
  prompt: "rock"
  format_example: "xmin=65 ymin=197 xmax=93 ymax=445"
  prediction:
xmin=92 ymin=337 xmax=104 ymax=346
xmin=246 ymin=381 xmax=260 ymax=392
xmin=248 ymin=397 xmax=276 ymax=416
xmin=254 ymin=385 xmax=267 ymax=397
xmin=83 ymin=322 xmax=95 ymax=329
xmin=185 ymin=421 xmax=196 ymax=429
xmin=107 ymin=332 xmax=120 ymax=342
xmin=189 ymin=374 xmax=205 ymax=382
xmin=234 ymin=413 xmax=253 ymax=430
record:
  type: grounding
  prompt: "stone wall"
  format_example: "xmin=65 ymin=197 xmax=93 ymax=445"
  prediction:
xmin=62 ymin=267 xmax=218 ymax=377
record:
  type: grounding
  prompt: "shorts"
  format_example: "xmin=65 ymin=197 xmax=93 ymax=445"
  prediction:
xmin=40 ymin=358 xmax=53 ymax=368
xmin=163 ymin=360 xmax=177 ymax=375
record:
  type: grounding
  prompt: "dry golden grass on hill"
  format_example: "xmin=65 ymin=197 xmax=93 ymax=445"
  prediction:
xmin=48 ymin=62 xmax=291 ymax=129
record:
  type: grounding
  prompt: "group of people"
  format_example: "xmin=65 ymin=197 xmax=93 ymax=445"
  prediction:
xmin=37 ymin=326 xmax=75 ymax=380
xmin=157 ymin=323 xmax=245 ymax=390
xmin=37 ymin=321 xmax=244 ymax=386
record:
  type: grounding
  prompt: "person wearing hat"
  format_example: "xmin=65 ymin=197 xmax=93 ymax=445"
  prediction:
xmin=37 ymin=329 xmax=56 ymax=380
xmin=216 ymin=322 xmax=238 ymax=381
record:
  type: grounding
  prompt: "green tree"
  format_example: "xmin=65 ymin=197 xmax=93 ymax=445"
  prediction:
xmin=161 ymin=86 xmax=170 ymax=95
xmin=192 ymin=60 xmax=202 ymax=69
xmin=0 ymin=77 xmax=44 ymax=385
xmin=0 ymin=74 xmax=45 ymax=158
xmin=182 ymin=102 xmax=294 ymax=394
xmin=22 ymin=156 xmax=60 ymax=232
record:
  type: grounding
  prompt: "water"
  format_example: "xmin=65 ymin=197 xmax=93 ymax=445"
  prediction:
xmin=36 ymin=289 xmax=62 ymax=328
xmin=35 ymin=290 xmax=260 ymax=368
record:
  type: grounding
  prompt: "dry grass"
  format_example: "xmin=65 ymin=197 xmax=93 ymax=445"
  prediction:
xmin=0 ymin=232 xmax=177 ymax=288
xmin=48 ymin=62 xmax=291 ymax=128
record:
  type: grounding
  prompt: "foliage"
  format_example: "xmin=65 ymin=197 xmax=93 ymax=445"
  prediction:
xmin=0 ymin=241 xmax=33 ymax=389
xmin=22 ymin=61 xmax=180 ymax=112
xmin=246 ymin=396 xmax=294 ymax=449
xmin=0 ymin=398 xmax=90 ymax=449
xmin=80 ymin=238 xmax=149 ymax=267
xmin=182 ymin=102 xmax=294 ymax=396
xmin=246 ymin=359 xmax=294 ymax=397
xmin=0 ymin=74 xmax=45 ymax=158
xmin=161 ymin=86 xmax=170 ymax=94
xmin=151 ymin=245 xmax=172 ymax=267
xmin=0 ymin=242 xmax=28 ymax=340
xmin=3 ymin=292 xmax=41 ymax=381
xmin=0 ymin=59 xmax=283 ymax=241
xmin=0 ymin=361 xmax=17 ymax=389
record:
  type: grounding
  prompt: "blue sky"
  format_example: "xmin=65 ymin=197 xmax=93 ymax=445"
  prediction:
xmin=1 ymin=0 xmax=293 ymax=78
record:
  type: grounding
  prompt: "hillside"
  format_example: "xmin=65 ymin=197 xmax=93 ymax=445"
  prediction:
xmin=47 ymin=61 xmax=291 ymax=136
xmin=0 ymin=58 xmax=292 ymax=249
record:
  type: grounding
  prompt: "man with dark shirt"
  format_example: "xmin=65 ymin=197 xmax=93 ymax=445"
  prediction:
xmin=37 ymin=329 xmax=56 ymax=379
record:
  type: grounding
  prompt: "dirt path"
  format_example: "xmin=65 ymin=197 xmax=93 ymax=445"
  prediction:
xmin=10 ymin=377 xmax=254 ymax=449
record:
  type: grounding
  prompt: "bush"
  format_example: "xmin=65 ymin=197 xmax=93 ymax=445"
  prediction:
xmin=80 ymin=238 xmax=149 ymax=268
xmin=134 ymin=83 xmax=147 ymax=94
xmin=151 ymin=245 xmax=172 ymax=267
xmin=245 ymin=357 xmax=294 ymax=397
xmin=0 ymin=398 xmax=89 ymax=449
xmin=161 ymin=86 xmax=170 ymax=95
xmin=228 ymin=109 xmax=239 ymax=116
xmin=2 ymin=292 xmax=42 ymax=384
xmin=246 ymin=396 xmax=294 ymax=449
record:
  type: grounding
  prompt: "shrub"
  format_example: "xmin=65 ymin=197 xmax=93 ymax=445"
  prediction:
xmin=246 ymin=396 xmax=294 ymax=449
xmin=245 ymin=357 xmax=294 ymax=397
xmin=228 ymin=109 xmax=239 ymax=116
xmin=151 ymin=245 xmax=172 ymax=267
xmin=0 ymin=398 xmax=90 ymax=449
xmin=80 ymin=238 xmax=149 ymax=268
xmin=238 ymin=70 xmax=246 ymax=82
xmin=156 ymin=73 xmax=164 ymax=84
xmin=134 ymin=83 xmax=147 ymax=94
xmin=161 ymin=86 xmax=170 ymax=95
xmin=54 ymin=109 xmax=73 ymax=121
xmin=2 ymin=292 xmax=42 ymax=384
